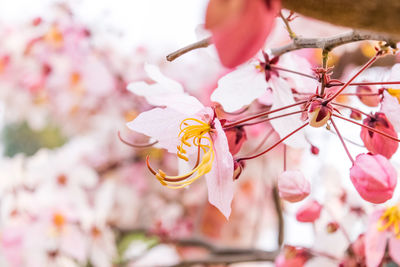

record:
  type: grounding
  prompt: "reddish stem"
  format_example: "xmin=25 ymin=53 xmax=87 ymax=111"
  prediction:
xmin=252 ymin=128 xmax=275 ymax=154
xmin=283 ymin=144 xmax=287 ymax=171
xmin=327 ymin=80 xmax=400 ymax=88
xmin=332 ymin=114 xmax=400 ymax=142
xmin=330 ymin=119 xmax=355 ymax=164
xmin=326 ymin=52 xmax=381 ymax=102
xmin=224 ymin=100 xmax=308 ymax=128
xmin=270 ymin=65 xmax=317 ymax=80
xmin=331 ymin=102 xmax=372 ymax=118
xmin=237 ymin=122 xmax=308 ymax=162
xmin=227 ymin=110 xmax=307 ymax=129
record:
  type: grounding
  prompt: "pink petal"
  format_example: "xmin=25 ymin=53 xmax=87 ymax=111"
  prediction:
xmin=269 ymin=77 xmax=308 ymax=148
xmin=206 ymin=0 xmax=280 ymax=68
xmin=278 ymin=170 xmax=310 ymax=202
xmin=205 ymin=118 xmax=234 ymax=219
xmin=365 ymin=210 xmax=389 ymax=267
xmin=127 ymin=107 xmax=188 ymax=153
xmin=381 ymin=91 xmax=400 ymax=132
xmin=211 ymin=64 xmax=267 ymax=112
xmin=277 ymin=53 xmax=318 ymax=94
xmin=128 ymin=64 xmax=204 ymax=114
xmin=389 ymin=237 xmax=400 ymax=265
xmin=145 ymin=93 xmax=204 ymax=115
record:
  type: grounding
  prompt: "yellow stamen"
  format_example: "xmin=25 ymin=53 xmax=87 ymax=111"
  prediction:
xmin=377 ymin=205 xmax=400 ymax=238
xmin=387 ymin=88 xmax=400 ymax=103
xmin=147 ymin=118 xmax=215 ymax=189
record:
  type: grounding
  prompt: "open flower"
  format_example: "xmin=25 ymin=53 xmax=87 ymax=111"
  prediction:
xmin=127 ymin=65 xmax=234 ymax=218
xmin=211 ymin=52 xmax=314 ymax=148
xmin=365 ymin=205 xmax=400 ymax=267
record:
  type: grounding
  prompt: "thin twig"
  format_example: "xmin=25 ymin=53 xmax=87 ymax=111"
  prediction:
xmin=271 ymin=30 xmax=398 ymax=56
xmin=166 ymin=37 xmax=211 ymax=61
xmin=272 ymin=185 xmax=284 ymax=247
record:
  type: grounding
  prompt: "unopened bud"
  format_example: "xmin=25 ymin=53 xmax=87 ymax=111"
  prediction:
xmin=356 ymin=85 xmax=381 ymax=107
xmin=326 ymin=221 xmax=339 ymax=233
xmin=350 ymin=110 xmax=362 ymax=120
xmin=310 ymin=145 xmax=319 ymax=155
xmin=224 ymin=126 xmax=247 ymax=155
xmin=233 ymin=161 xmax=245 ymax=180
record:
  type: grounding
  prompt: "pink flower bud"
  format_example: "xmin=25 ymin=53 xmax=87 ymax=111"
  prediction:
xmin=233 ymin=160 xmax=245 ymax=180
xmin=356 ymin=85 xmax=381 ymax=107
xmin=350 ymin=110 xmax=362 ymax=120
xmin=326 ymin=221 xmax=339 ymax=233
xmin=224 ymin=126 xmax=247 ymax=155
xmin=360 ymin=112 xmax=398 ymax=158
xmin=296 ymin=200 xmax=322 ymax=223
xmin=310 ymin=145 xmax=319 ymax=155
xmin=275 ymin=246 xmax=310 ymax=267
xmin=350 ymin=153 xmax=397 ymax=204
xmin=278 ymin=170 xmax=310 ymax=202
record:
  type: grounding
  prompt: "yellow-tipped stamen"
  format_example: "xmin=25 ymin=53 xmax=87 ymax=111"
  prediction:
xmin=387 ymin=88 xmax=400 ymax=102
xmin=146 ymin=118 xmax=215 ymax=189
xmin=377 ymin=205 xmax=400 ymax=238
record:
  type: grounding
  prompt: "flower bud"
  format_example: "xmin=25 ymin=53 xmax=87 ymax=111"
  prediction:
xmin=356 ymin=85 xmax=380 ymax=107
xmin=278 ymin=170 xmax=310 ymax=202
xmin=326 ymin=221 xmax=339 ymax=233
xmin=350 ymin=153 xmax=397 ymax=204
xmin=360 ymin=112 xmax=398 ymax=158
xmin=233 ymin=160 xmax=245 ymax=180
xmin=310 ymin=145 xmax=319 ymax=155
xmin=308 ymin=99 xmax=332 ymax=128
xmin=350 ymin=110 xmax=362 ymax=120
xmin=296 ymin=200 xmax=322 ymax=223
xmin=275 ymin=246 xmax=310 ymax=267
xmin=224 ymin=126 xmax=247 ymax=155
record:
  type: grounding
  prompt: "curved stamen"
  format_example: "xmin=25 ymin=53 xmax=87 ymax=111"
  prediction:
xmin=118 ymin=131 xmax=158 ymax=148
xmin=146 ymin=118 xmax=216 ymax=189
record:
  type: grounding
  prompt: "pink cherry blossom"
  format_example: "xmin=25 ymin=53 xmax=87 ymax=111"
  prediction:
xmin=365 ymin=206 xmax=400 ymax=267
xmin=360 ymin=112 xmax=398 ymax=158
xmin=205 ymin=0 xmax=280 ymax=68
xmin=295 ymin=200 xmax=322 ymax=223
xmin=278 ymin=170 xmax=310 ymax=202
xmin=350 ymin=153 xmax=397 ymax=204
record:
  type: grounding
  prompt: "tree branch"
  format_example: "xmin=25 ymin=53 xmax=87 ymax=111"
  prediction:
xmin=166 ymin=250 xmax=279 ymax=267
xmin=282 ymin=0 xmax=400 ymax=36
xmin=270 ymin=30 xmax=398 ymax=56
xmin=166 ymin=37 xmax=211 ymax=62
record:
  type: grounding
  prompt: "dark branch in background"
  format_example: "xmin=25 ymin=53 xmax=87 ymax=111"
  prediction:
xmin=272 ymin=185 xmax=284 ymax=247
xmin=281 ymin=0 xmax=400 ymax=37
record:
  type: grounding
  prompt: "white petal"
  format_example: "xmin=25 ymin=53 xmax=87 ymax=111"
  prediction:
xmin=211 ymin=64 xmax=267 ymax=112
xmin=144 ymin=63 xmax=183 ymax=93
xmin=269 ymin=77 xmax=308 ymax=148
xmin=381 ymin=91 xmax=400 ymax=132
xmin=205 ymin=119 xmax=234 ymax=219
xmin=127 ymin=107 xmax=187 ymax=153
